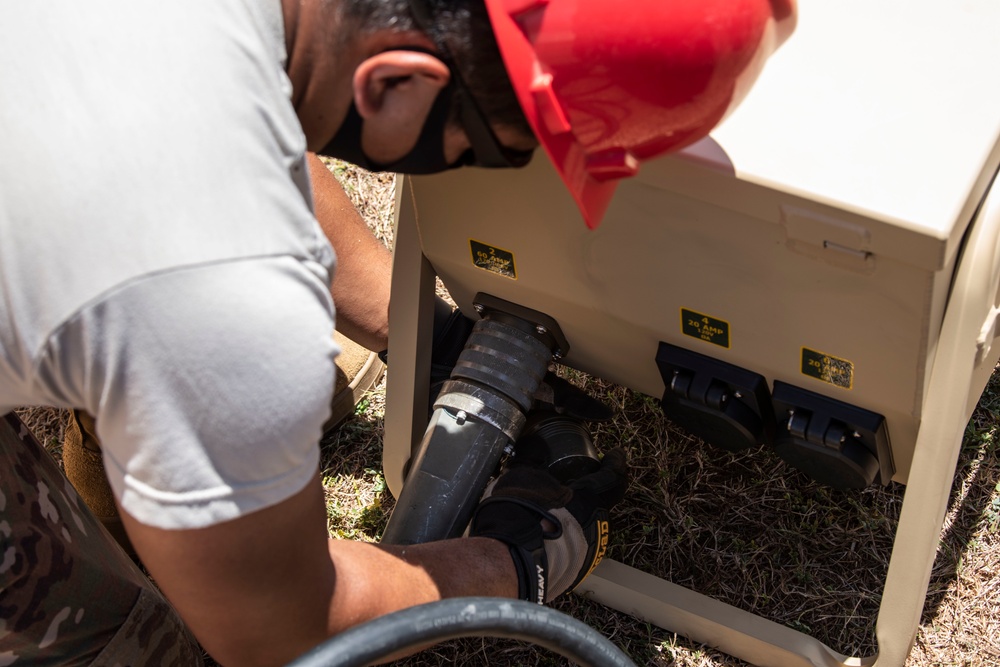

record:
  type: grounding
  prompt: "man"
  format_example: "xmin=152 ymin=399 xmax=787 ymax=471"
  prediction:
xmin=0 ymin=0 xmax=792 ymax=664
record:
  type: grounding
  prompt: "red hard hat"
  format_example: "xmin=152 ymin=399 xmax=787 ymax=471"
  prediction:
xmin=483 ymin=0 xmax=797 ymax=228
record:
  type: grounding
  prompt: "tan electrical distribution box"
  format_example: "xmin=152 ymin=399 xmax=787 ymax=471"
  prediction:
xmin=384 ymin=1 xmax=1000 ymax=665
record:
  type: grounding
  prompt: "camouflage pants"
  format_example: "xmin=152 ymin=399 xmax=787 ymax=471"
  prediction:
xmin=0 ymin=413 xmax=204 ymax=666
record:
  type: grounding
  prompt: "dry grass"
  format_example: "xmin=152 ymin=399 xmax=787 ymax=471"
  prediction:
xmin=15 ymin=160 xmax=1000 ymax=666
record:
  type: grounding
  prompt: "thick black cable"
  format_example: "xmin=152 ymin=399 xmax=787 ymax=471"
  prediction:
xmin=285 ymin=597 xmax=636 ymax=667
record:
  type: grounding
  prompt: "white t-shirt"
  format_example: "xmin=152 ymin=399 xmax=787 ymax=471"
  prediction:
xmin=0 ymin=0 xmax=340 ymax=529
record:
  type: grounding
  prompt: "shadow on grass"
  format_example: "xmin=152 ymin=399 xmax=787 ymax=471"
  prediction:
xmin=915 ymin=372 xmax=1000 ymax=642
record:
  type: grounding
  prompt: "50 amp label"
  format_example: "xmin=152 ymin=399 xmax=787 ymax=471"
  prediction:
xmin=801 ymin=347 xmax=854 ymax=389
xmin=470 ymin=240 xmax=517 ymax=280
xmin=681 ymin=308 xmax=731 ymax=348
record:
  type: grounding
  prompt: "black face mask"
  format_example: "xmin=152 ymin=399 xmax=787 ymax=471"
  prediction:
xmin=317 ymin=80 xmax=474 ymax=174
xmin=318 ymin=56 xmax=534 ymax=175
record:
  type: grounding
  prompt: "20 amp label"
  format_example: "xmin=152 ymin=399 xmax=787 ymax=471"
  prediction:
xmin=680 ymin=308 xmax=731 ymax=348
xmin=801 ymin=347 xmax=854 ymax=389
xmin=470 ymin=240 xmax=517 ymax=280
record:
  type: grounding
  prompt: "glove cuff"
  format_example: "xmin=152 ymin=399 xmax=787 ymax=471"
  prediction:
xmin=471 ymin=496 xmax=556 ymax=604
xmin=507 ymin=543 xmax=548 ymax=604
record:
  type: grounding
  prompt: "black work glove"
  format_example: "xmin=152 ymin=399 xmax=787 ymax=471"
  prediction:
xmin=469 ymin=449 xmax=628 ymax=604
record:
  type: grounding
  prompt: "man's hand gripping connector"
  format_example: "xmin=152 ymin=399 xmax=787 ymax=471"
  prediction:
xmin=469 ymin=449 xmax=628 ymax=604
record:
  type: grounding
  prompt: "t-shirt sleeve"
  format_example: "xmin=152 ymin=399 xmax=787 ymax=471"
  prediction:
xmin=39 ymin=256 xmax=339 ymax=530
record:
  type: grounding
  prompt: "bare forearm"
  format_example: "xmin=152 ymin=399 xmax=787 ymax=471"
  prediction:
xmin=325 ymin=537 xmax=518 ymax=664
xmin=125 ymin=476 xmax=517 ymax=667
xmin=379 ymin=538 xmax=518 ymax=599
xmin=327 ymin=537 xmax=518 ymax=619
xmin=308 ymin=152 xmax=391 ymax=352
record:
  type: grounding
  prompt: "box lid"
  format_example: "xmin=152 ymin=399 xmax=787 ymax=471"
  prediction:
xmin=679 ymin=0 xmax=1000 ymax=264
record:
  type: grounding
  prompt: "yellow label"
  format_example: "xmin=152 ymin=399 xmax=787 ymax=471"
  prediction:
xmin=680 ymin=308 xmax=731 ymax=348
xmin=801 ymin=347 xmax=854 ymax=389
xmin=470 ymin=240 xmax=516 ymax=280
xmin=584 ymin=519 xmax=610 ymax=580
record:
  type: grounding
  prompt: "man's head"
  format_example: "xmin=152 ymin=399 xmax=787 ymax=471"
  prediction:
xmin=319 ymin=0 xmax=536 ymax=173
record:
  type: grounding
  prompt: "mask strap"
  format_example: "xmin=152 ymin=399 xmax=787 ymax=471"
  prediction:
xmin=318 ymin=76 xmax=463 ymax=174
xmin=404 ymin=0 xmax=529 ymax=169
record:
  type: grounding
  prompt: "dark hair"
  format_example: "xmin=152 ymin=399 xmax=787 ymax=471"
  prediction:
xmin=338 ymin=0 xmax=531 ymax=135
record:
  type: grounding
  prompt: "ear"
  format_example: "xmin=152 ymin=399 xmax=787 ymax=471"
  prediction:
xmin=352 ymin=51 xmax=450 ymax=163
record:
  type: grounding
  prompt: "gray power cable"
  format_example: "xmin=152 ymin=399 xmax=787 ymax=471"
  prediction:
xmin=285 ymin=597 xmax=637 ymax=667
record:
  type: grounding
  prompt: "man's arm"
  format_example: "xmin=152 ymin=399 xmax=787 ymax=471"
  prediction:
xmin=309 ymin=152 xmax=392 ymax=352
xmin=120 ymin=473 xmax=517 ymax=667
